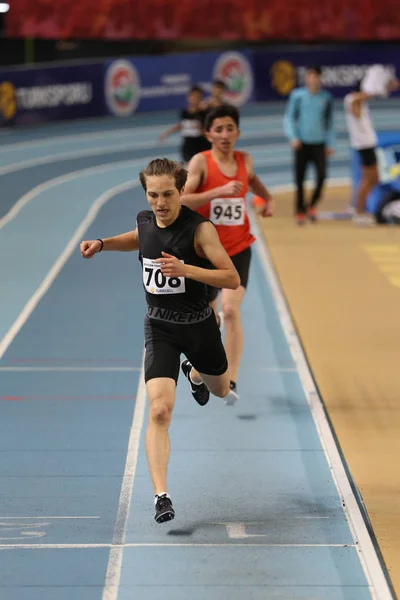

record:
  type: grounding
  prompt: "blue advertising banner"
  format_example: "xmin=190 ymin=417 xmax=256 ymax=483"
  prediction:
xmin=0 ymin=62 xmax=105 ymax=127
xmin=103 ymin=50 xmax=255 ymax=117
xmin=253 ymin=45 xmax=400 ymax=101
xmin=2 ymin=44 xmax=400 ymax=127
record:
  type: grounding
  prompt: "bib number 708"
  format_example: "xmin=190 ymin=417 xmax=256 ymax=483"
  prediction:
xmin=142 ymin=258 xmax=185 ymax=295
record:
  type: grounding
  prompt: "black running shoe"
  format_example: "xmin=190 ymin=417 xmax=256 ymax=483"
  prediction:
xmin=181 ymin=359 xmax=210 ymax=406
xmin=154 ymin=494 xmax=175 ymax=524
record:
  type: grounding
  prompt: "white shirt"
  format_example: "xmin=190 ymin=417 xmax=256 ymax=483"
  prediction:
xmin=361 ymin=64 xmax=392 ymax=98
xmin=344 ymin=93 xmax=377 ymax=149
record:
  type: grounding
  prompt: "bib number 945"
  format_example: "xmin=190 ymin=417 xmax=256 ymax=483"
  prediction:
xmin=210 ymin=198 xmax=245 ymax=226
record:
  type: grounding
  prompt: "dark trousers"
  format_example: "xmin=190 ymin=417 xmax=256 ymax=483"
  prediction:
xmin=294 ymin=143 xmax=326 ymax=214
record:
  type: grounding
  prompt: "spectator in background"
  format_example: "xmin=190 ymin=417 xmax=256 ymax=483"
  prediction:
xmin=201 ymin=80 xmax=228 ymax=110
xmin=158 ymin=85 xmax=210 ymax=164
xmin=344 ymin=68 xmax=399 ymax=225
xmin=283 ymin=65 xmax=335 ymax=225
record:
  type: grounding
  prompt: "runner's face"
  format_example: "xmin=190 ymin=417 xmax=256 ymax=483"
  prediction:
xmin=146 ymin=175 xmax=181 ymax=225
xmin=206 ymin=117 xmax=239 ymax=153
xmin=188 ymin=90 xmax=202 ymax=109
xmin=212 ymin=84 xmax=225 ymax=100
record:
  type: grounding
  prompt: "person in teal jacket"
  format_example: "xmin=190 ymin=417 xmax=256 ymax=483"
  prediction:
xmin=283 ymin=65 xmax=335 ymax=224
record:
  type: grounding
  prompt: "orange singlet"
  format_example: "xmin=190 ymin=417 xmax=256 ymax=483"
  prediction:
xmin=196 ymin=151 xmax=255 ymax=257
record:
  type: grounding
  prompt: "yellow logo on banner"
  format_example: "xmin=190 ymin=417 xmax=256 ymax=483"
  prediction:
xmin=270 ymin=61 xmax=297 ymax=96
xmin=0 ymin=81 xmax=17 ymax=120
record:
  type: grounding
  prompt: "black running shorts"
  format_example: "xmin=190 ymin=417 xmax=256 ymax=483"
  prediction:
xmin=207 ymin=245 xmax=252 ymax=303
xmin=144 ymin=312 xmax=228 ymax=383
xmin=358 ymin=147 xmax=377 ymax=167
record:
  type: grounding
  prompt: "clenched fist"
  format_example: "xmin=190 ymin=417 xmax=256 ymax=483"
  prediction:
xmin=218 ymin=180 xmax=244 ymax=197
xmin=80 ymin=239 xmax=102 ymax=259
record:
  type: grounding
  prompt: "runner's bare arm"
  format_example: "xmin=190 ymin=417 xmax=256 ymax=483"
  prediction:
xmin=80 ymin=229 xmax=139 ymax=258
xmin=158 ymin=123 xmax=180 ymax=142
xmin=181 ymin=154 xmax=241 ymax=209
xmin=243 ymin=152 xmax=274 ymax=217
xmin=156 ymin=222 xmax=240 ymax=289
xmin=243 ymin=152 xmax=272 ymax=202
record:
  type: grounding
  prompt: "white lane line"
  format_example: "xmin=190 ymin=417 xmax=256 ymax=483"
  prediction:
xmin=0 ymin=179 xmax=140 ymax=361
xmin=0 ymin=124 xmax=168 ymax=153
xmin=0 ymin=115 xmax=275 ymax=154
xmin=264 ymin=177 xmax=351 ymax=196
xmin=250 ymin=206 xmax=393 ymax=600
xmin=0 ymin=155 xmax=166 ymax=232
xmin=0 ymin=366 xmax=292 ymax=373
xmin=0 ymin=136 xmax=353 ymax=178
xmin=1 ymin=105 xmax=397 ymax=154
xmin=102 ymin=352 xmax=147 ymax=600
xmin=223 ymin=520 xmax=330 ymax=540
xmin=0 ymin=149 xmax=348 ymax=234
xmin=0 ymin=130 xmax=285 ymax=177
xmin=0 ymin=138 xmax=160 ymax=176
xmin=0 ymin=516 xmax=99 ymax=519
xmin=0 ymin=542 xmax=356 ymax=549
xmin=0 ymin=367 xmax=142 ymax=372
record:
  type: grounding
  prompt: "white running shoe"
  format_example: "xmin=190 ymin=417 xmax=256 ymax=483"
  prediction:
xmin=225 ymin=381 xmax=240 ymax=406
xmin=352 ymin=213 xmax=376 ymax=226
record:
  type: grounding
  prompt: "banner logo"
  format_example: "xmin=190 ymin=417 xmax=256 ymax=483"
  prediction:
xmin=213 ymin=52 xmax=253 ymax=106
xmin=270 ymin=61 xmax=297 ymax=96
xmin=105 ymin=60 xmax=140 ymax=117
xmin=0 ymin=81 xmax=17 ymax=120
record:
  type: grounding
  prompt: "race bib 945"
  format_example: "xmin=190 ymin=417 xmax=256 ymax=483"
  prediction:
xmin=142 ymin=257 xmax=185 ymax=295
xmin=210 ymin=197 xmax=245 ymax=226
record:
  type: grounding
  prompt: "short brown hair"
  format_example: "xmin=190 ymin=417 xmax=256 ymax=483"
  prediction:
xmin=139 ymin=158 xmax=187 ymax=192
xmin=205 ymin=104 xmax=240 ymax=131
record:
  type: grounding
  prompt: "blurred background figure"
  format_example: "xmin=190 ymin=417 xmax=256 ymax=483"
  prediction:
xmin=158 ymin=85 xmax=211 ymax=163
xmin=283 ymin=65 xmax=335 ymax=225
xmin=201 ymin=79 xmax=228 ymax=110
xmin=344 ymin=68 xmax=399 ymax=226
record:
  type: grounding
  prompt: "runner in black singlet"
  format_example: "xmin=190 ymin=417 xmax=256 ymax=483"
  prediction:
xmin=158 ymin=85 xmax=210 ymax=163
xmin=80 ymin=158 xmax=239 ymax=524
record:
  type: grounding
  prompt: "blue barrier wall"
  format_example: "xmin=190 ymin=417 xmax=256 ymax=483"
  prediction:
xmin=1 ymin=44 xmax=399 ymax=127
xmin=0 ymin=62 xmax=105 ymax=126
xmin=0 ymin=50 xmax=254 ymax=126
xmin=254 ymin=45 xmax=400 ymax=101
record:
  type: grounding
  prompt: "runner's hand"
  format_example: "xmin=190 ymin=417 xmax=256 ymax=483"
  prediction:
xmin=217 ymin=180 xmax=243 ymax=197
xmin=256 ymin=198 xmax=274 ymax=217
xmin=156 ymin=252 xmax=186 ymax=277
xmin=80 ymin=240 xmax=102 ymax=258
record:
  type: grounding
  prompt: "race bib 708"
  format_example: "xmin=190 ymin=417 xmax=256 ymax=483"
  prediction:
xmin=142 ymin=257 xmax=185 ymax=295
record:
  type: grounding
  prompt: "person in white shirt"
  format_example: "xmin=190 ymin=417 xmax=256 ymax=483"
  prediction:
xmin=344 ymin=68 xmax=399 ymax=225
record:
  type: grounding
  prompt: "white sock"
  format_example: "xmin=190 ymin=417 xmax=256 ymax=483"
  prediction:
xmin=189 ymin=368 xmax=203 ymax=386
xmin=155 ymin=492 xmax=170 ymax=504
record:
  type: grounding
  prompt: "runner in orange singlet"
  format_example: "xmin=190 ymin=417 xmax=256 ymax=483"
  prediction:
xmin=181 ymin=104 xmax=273 ymax=404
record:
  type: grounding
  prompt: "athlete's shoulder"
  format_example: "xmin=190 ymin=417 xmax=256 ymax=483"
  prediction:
xmin=291 ymin=87 xmax=304 ymax=98
xmin=180 ymin=204 xmax=208 ymax=224
xmin=237 ymin=149 xmax=251 ymax=161
xmin=136 ymin=210 xmax=153 ymax=224
xmin=235 ymin=150 xmax=252 ymax=172
xmin=188 ymin=150 xmax=208 ymax=172
xmin=322 ymin=89 xmax=333 ymax=100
